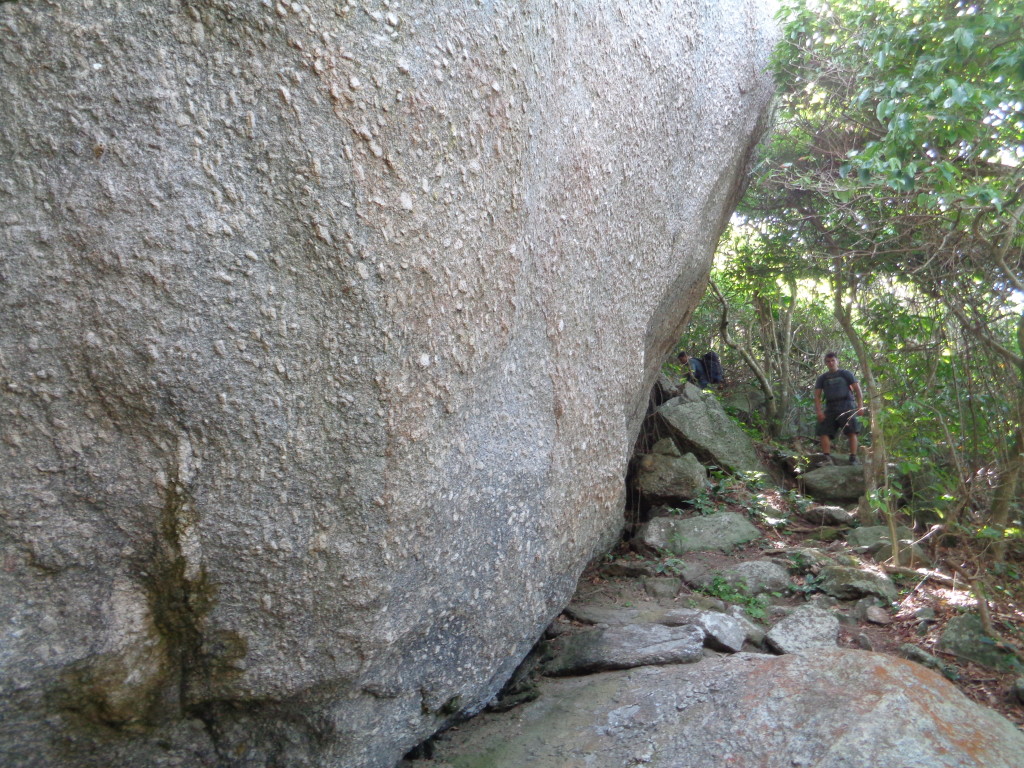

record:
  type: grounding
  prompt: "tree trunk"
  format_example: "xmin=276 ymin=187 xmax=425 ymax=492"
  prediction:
xmin=832 ymin=265 xmax=890 ymax=532
xmin=711 ymin=280 xmax=780 ymax=435
xmin=990 ymin=311 xmax=1024 ymax=560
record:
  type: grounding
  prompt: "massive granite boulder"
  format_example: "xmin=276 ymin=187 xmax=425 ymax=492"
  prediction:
xmin=0 ymin=2 xmax=778 ymax=766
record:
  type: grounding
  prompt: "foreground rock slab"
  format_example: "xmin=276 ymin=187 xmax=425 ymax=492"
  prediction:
xmin=423 ymin=650 xmax=1024 ymax=768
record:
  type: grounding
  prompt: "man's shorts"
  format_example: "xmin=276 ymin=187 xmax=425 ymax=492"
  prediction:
xmin=816 ymin=406 xmax=861 ymax=438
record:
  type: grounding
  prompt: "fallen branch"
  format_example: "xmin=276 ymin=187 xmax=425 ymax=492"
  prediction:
xmin=882 ymin=565 xmax=958 ymax=588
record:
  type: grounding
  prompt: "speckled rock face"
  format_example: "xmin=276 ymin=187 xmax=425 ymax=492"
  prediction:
xmin=0 ymin=2 xmax=777 ymax=767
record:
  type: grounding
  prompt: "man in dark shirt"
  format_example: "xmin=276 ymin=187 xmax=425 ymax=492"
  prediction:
xmin=677 ymin=351 xmax=708 ymax=389
xmin=814 ymin=352 xmax=865 ymax=464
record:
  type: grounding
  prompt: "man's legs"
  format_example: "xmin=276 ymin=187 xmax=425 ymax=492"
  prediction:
xmin=819 ymin=434 xmax=832 ymax=455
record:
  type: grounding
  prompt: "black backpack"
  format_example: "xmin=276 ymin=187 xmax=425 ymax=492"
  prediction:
xmin=821 ymin=371 xmax=853 ymax=402
xmin=702 ymin=352 xmax=724 ymax=384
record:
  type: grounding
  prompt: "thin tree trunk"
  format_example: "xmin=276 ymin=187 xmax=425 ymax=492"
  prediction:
xmin=991 ymin=317 xmax=1024 ymax=561
xmin=832 ymin=264 xmax=891 ymax=534
xmin=710 ymin=280 xmax=780 ymax=435
xmin=777 ymin=277 xmax=798 ymax=429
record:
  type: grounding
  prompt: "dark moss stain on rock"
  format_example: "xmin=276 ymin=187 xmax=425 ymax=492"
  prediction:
xmin=145 ymin=469 xmax=248 ymax=713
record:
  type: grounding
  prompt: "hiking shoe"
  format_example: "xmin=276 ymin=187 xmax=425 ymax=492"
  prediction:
xmin=849 ymin=455 xmax=859 ymax=465
xmin=822 ymin=454 xmax=834 ymax=466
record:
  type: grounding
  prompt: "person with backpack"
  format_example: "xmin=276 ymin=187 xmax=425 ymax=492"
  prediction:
xmin=701 ymin=351 xmax=724 ymax=387
xmin=677 ymin=351 xmax=708 ymax=388
xmin=814 ymin=351 xmax=865 ymax=464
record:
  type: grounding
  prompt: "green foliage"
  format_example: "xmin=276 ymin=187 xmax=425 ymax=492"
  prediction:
xmin=774 ymin=0 xmax=1024 ymax=209
xmin=684 ymin=490 xmax=719 ymax=516
xmin=793 ymin=572 xmax=825 ymax=596
xmin=654 ymin=557 xmax=687 ymax=577
xmin=699 ymin=576 xmax=769 ymax=620
xmin=692 ymin=0 xmax=1023 ymax=539
xmin=784 ymin=551 xmax=812 ymax=574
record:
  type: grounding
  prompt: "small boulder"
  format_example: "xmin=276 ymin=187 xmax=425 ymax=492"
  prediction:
xmin=600 ymin=559 xmax=658 ymax=578
xmin=766 ymin=605 xmax=839 ymax=654
xmin=561 ymin=602 xmax=680 ymax=627
xmin=633 ymin=440 xmax=708 ymax=504
xmin=690 ymin=560 xmax=791 ymax=596
xmin=936 ymin=614 xmax=1024 ymax=673
xmin=872 ymin=541 xmax=931 ymax=567
xmin=692 ymin=611 xmax=747 ymax=653
xmin=864 ymin=606 xmax=892 ymax=625
xmin=657 ymin=393 xmax=764 ymax=475
xmin=725 ymin=605 xmax=767 ymax=646
xmin=660 ymin=609 xmax=747 ymax=653
xmin=652 ymin=372 xmax=683 ymax=405
xmin=817 ymin=565 xmax=898 ymax=603
xmin=640 ymin=512 xmax=761 ymax=555
xmin=642 ymin=576 xmax=681 ymax=599
xmin=543 ymin=624 xmax=704 ymax=676
xmin=800 ymin=464 xmax=865 ymax=502
xmin=796 ymin=504 xmax=856 ymax=526
xmin=562 ymin=604 xmax=642 ymax=626
xmin=845 ymin=525 xmax=915 ymax=554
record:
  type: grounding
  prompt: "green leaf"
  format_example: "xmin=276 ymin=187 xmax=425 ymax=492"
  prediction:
xmin=951 ymin=27 xmax=975 ymax=51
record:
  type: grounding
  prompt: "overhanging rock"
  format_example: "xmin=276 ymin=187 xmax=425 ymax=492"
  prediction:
xmin=0 ymin=1 xmax=779 ymax=766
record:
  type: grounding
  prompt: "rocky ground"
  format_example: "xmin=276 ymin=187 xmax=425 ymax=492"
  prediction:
xmin=402 ymin=476 xmax=1024 ymax=766
xmin=613 ymin=480 xmax=1024 ymax=726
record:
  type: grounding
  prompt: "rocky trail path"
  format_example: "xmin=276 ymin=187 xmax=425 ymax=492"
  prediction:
xmin=402 ymin=479 xmax=1024 ymax=768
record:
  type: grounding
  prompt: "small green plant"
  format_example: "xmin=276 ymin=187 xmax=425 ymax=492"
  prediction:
xmin=735 ymin=470 xmax=768 ymax=490
xmin=704 ymin=576 xmax=746 ymax=602
xmin=685 ymin=490 xmax=718 ymax=516
xmin=785 ymin=551 xmax=812 ymax=574
xmin=784 ymin=488 xmax=813 ymax=515
xmin=794 ymin=572 xmax=825 ymax=596
xmin=655 ymin=557 xmax=686 ymax=576
xmin=699 ymin=576 xmax=769 ymax=620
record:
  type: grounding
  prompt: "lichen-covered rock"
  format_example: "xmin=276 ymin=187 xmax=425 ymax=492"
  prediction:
xmin=542 ymin=624 xmax=705 ymax=676
xmin=846 ymin=525 xmax=916 ymax=553
xmin=0 ymin=1 xmax=777 ymax=766
xmin=423 ymin=650 xmax=1024 ymax=768
xmin=817 ymin=565 xmax=899 ymax=604
xmin=640 ymin=512 xmax=762 ymax=554
xmin=800 ymin=464 xmax=866 ymax=502
xmin=691 ymin=559 xmax=792 ymax=596
xmin=937 ymin=614 xmax=1024 ymax=673
xmin=658 ymin=391 xmax=765 ymax=475
xmin=766 ymin=605 xmax=839 ymax=654
xmin=633 ymin=440 xmax=708 ymax=504
xmin=796 ymin=504 xmax=856 ymax=526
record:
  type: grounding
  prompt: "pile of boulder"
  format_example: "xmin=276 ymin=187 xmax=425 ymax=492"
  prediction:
xmin=414 ymin=505 xmax=1024 ymax=768
xmin=409 ymin=384 xmax=1024 ymax=768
